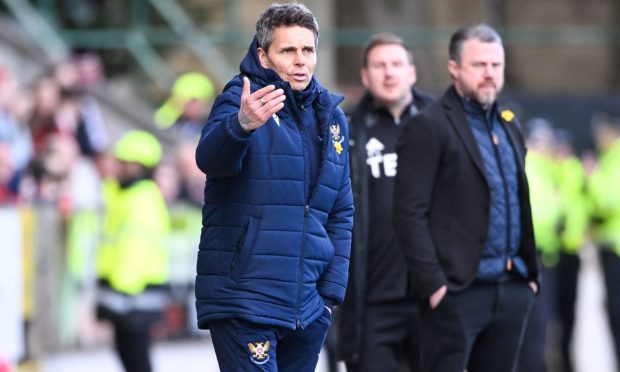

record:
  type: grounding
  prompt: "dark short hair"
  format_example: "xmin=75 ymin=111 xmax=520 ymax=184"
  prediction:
xmin=449 ymin=23 xmax=502 ymax=63
xmin=362 ymin=32 xmax=414 ymax=67
xmin=255 ymin=3 xmax=319 ymax=51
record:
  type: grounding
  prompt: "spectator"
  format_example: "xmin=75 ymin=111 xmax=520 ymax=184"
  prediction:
xmin=54 ymin=59 xmax=109 ymax=158
xmin=588 ymin=113 xmax=620 ymax=369
xmin=95 ymin=130 xmax=171 ymax=372
xmin=29 ymin=75 xmax=62 ymax=155
xmin=174 ymin=140 xmax=204 ymax=207
xmin=552 ymin=129 xmax=589 ymax=372
xmin=517 ymin=118 xmax=563 ymax=372
xmin=154 ymin=72 xmax=215 ymax=140
xmin=0 ymin=141 xmax=18 ymax=204
xmin=0 ymin=68 xmax=33 ymax=175
xmin=154 ymin=157 xmax=181 ymax=205
xmin=20 ymin=133 xmax=79 ymax=209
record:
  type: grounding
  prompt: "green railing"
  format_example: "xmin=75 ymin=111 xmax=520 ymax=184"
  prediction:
xmin=3 ymin=0 xmax=620 ymax=91
xmin=3 ymin=0 xmax=240 ymax=90
xmin=2 ymin=0 xmax=68 ymax=63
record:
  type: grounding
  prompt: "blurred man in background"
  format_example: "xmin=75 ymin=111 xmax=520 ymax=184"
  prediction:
xmin=588 ymin=114 xmax=620 ymax=369
xmin=517 ymin=118 xmax=563 ymax=372
xmin=337 ymin=32 xmax=434 ymax=372
xmin=154 ymin=72 xmax=214 ymax=141
xmin=96 ymin=130 xmax=171 ymax=372
xmin=552 ymin=128 xmax=588 ymax=372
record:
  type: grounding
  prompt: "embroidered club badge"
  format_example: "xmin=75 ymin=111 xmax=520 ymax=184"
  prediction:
xmin=330 ymin=124 xmax=344 ymax=155
xmin=248 ymin=341 xmax=271 ymax=365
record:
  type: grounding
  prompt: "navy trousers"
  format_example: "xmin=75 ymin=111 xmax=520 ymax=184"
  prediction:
xmin=418 ymin=279 xmax=534 ymax=372
xmin=517 ymin=266 xmax=556 ymax=372
xmin=210 ymin=307 xmax=332 ymax=372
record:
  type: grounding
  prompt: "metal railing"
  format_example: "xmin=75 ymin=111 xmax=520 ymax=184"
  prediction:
xmin=2 ymin=0 xmax=239 ymax=90
xmin=2 ymin=0 xmax=68 ymax=63
xmin=3 ymin=0 xmax=620 ymax=92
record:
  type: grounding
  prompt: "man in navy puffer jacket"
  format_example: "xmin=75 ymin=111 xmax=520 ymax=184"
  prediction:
xmin=194 ymin=3 xmax=354 ymax=371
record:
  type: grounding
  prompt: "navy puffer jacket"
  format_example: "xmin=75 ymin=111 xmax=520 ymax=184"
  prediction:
xmin=195 ymin=37 xmax=354 ymax=330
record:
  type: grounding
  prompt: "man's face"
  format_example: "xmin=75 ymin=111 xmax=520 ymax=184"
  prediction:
xmin=448 ymin=39 xmax=505 ymax=107
xmin=361 ymin=44 xmax=416 ymax=107
xmin=258 ymin=26 xmax=317 ymax=91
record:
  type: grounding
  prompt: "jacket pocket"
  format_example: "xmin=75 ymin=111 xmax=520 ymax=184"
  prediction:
xmin=230 ymin=217 xmax=260 ymax=281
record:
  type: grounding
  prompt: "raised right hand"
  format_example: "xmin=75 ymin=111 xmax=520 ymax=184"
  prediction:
xmin=238 ymin=76 xmax=286 ymax=132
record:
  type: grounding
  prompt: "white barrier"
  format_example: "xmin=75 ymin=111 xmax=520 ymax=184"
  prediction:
xmin=0 ymin=207 xmax=24 ymax=364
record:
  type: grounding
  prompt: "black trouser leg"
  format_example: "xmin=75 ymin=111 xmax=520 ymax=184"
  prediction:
xmin=599 ymin=249 xmax=620 ymax=366
xmin=556 ymin=252 xmax=580 ymax=372
xmin=516 ymin=266 xmax=556 ymax=372
xmin=419 ymin=281 xmax=534 ymax=372
xmin=114 ymin=321 xmax=152 ymax=372
xmin=357 ymin=300 xmax=420 ymax=372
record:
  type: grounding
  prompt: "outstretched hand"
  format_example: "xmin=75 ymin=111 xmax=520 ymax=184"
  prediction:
xmin=238 ymin=76 xmax=286 ymax=132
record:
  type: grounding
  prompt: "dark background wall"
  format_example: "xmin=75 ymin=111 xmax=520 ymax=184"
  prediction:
xmin=334 ymin=0 xmax=620 ymax=153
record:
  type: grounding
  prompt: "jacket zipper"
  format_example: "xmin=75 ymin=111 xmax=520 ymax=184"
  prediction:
xmin=290 ymin=88 xmax=342 ymax=329
xmin=485 ymin=115 xmax=512 ymax=271
xmin=289 ymin=87 xmax=309 ymax=329
xmin=295 ymin=204 xmax=311 ymax=329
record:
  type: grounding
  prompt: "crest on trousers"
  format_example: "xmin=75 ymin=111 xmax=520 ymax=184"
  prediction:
xmin=248 ymin=341 xmax=271 ymax=365
xmin=330 ymin=123 xmax=344 ymax=155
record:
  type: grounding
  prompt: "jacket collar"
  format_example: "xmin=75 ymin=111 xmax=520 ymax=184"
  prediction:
xmin=443 ymin=86 xmax=526 ymax=180
xmin=443 ymin=85 xmax=487 ymax=180
xmin=352 ymin=87 xmax=424 ymax=128
xmin=239 ymin=36 xmax=282 ymax=86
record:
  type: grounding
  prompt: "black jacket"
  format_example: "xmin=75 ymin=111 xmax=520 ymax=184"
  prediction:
xmin=393 ymin=86 xmax=539 ymax=301
xmin=336 ymin=87 xmax=435 ymax=363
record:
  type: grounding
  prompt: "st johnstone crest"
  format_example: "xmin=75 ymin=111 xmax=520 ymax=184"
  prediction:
xmin=330 ymin=123 xmax=344 ymax=155
xmin=248 ymin=341 xmax=271 ymax=365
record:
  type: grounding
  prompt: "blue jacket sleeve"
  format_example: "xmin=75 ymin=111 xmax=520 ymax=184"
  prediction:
xmin=318 ymin=111 xmax=354 ymax=307
xmin=195 ymin=80 xmax=254 ymax=178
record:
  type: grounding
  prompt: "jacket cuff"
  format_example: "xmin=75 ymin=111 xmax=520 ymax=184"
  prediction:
xmin=323 ymin=298 xmax=337 ymax=309
xmin=230 ymin=115 xmax=254 ymax=138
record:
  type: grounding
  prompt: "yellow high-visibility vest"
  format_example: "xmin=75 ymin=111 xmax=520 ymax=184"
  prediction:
xmin=557 ymin=156 xmax=589 ymax=253
xmin=97 ymin=179 xmax=171 ymax=295
xmin=589 ymin=138 xmax=620 ymax=254
xmin=526 ymin=151 xmax=563 ymax=266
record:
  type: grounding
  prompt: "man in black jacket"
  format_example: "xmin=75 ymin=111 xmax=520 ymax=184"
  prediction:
xmin=337 ymin=32 xmax=434 ymax=372
xmin=393 ymin=23 xmax=539 ymax=372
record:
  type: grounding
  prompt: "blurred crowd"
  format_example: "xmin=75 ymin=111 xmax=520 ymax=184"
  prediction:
xmin=0 ymin=54 xmax=212 ymax=213
xmin=0 ymin=53 xmax=107 ymax=211
xmin=0 ymin=52 xmax=215 ymax=369
xmin=518 ymin=113 xmax=620 ymax=371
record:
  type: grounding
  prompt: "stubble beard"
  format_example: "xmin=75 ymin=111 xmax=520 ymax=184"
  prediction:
xmin=475 ymin=89 xmax=497 ymax=108
xmin=470 ymin=82 xmax=503 ymax=109
xmin=456 ymin=78 xmax=501 ymax=109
